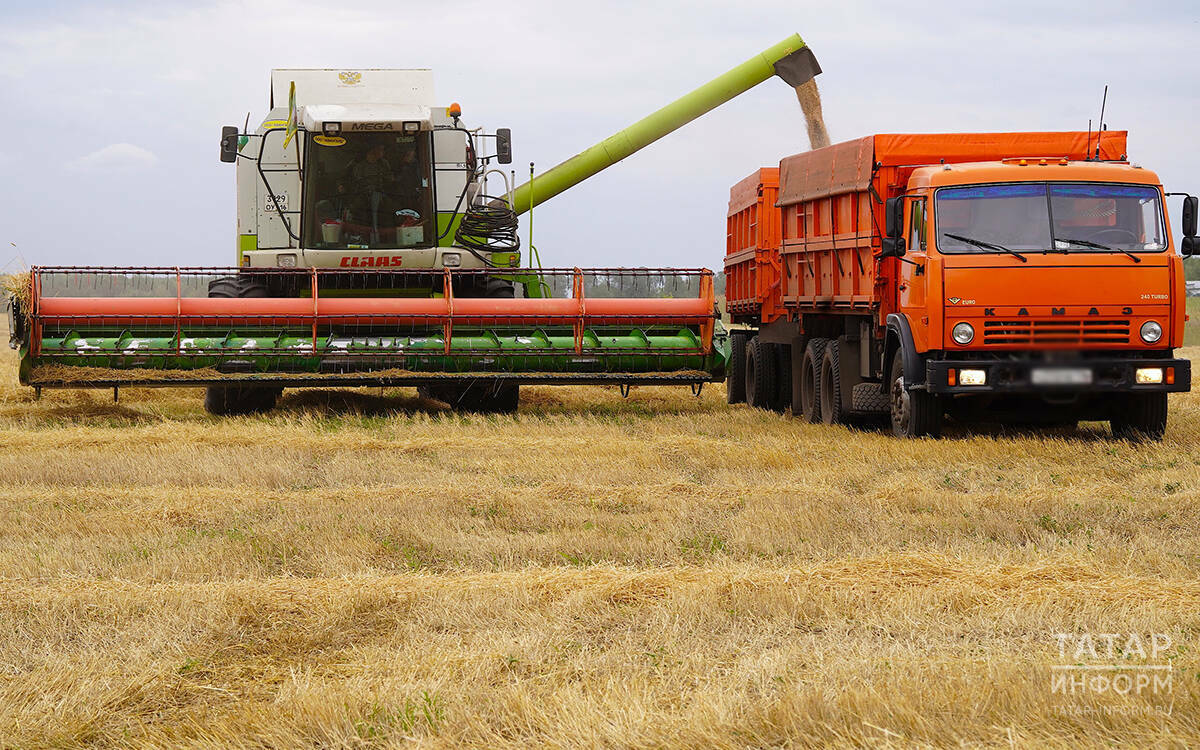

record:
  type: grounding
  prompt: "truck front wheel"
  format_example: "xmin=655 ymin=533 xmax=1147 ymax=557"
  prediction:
xmin=889 ymin=350 xmax=942 ymax=438
xmin=1110 ymin=392 xmax=1167 ymax=441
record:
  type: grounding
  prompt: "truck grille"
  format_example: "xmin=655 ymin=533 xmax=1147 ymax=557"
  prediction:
xmin=982 ymin=319 xmax=1130 ymax=345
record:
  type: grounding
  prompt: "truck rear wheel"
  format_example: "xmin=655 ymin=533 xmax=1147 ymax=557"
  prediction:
xmin=770 ymin=343 xmax=792 ymax=413
xmin=819 ymin=340 xmax=845 ymax=425
xmin=1110 ymin=392 xmax=1167 ymax=441
xmin=744 ymin=336 xmax=776 ymax=410
xmin=798 ymin=338 xmax=826 ymax=423
xmin=889 ymin=350 xmax=942 ymax=438
xmin=726 ymin=330 xmax=748 ymax=404
xmin=204 ymin=275 xmax=282 ymax=416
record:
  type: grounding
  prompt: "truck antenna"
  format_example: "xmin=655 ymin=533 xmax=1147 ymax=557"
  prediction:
xmin=1094 ymin=84 xmax=1108 ymax=160
xmin=1085 ymin=119 xmax=1092 ymax=162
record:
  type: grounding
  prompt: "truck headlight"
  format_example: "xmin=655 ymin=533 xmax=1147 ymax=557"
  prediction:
xmin=1139 ymin=320 xmax=1162 ymax=343
xmin=276 ymin=253 xmax=297 ymax=268
xmin=952 ymin=322 xmax=975 ymax=345
xmin=1135 ymin=367 xmax=1164 ymax=384
xmin=959 ymin=369 xmax=987 ymax=386
xmin=441 ymin=252 xmax=461 ymax=267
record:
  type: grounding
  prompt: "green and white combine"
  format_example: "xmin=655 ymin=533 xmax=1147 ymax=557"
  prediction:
xmin=11 ymin=35 xmax=821 ymax=414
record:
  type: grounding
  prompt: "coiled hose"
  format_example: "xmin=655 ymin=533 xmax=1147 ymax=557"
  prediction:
xmin=454 ymin=196 xmax=520 ymax=266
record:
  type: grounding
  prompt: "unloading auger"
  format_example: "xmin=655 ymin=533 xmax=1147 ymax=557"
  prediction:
xmin=9 ymin=35 xmax=821 ymax=414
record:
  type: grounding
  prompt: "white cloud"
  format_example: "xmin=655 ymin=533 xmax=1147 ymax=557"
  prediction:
xmin=65 ymin=143 xmax=159 ymax=172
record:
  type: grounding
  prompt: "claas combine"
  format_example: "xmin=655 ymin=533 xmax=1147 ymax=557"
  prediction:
xmin=9 ymin=36 xmax=822 ymax=414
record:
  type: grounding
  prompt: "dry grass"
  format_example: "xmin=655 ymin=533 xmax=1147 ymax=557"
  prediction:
xmin=0 ymin=328 xmax=1198 ymax=746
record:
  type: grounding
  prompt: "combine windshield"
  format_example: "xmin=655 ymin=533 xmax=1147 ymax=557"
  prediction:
xmin=935 ymin=183 xmax=1165 ymax=255
xmin=302 ymin=132 xmax=434 ymax=249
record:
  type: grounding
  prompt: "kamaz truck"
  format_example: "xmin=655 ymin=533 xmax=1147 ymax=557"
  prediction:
xmin=724 ymin=132 xmax=1194 ymax=439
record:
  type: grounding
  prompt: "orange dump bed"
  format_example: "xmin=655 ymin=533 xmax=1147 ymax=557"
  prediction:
xmin=723 ymin=131 xmax=1128 ymax=325
xmin=723 ymin=168 xmax=780 ymax=320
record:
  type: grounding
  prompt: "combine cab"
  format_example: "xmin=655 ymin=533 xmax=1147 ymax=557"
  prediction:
xmin=9 ymin=35 xmax=823 ymax=413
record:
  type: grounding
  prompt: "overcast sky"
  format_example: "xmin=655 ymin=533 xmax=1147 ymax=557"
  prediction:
xmin=1 ymin=0 xmax=1197 ymax=271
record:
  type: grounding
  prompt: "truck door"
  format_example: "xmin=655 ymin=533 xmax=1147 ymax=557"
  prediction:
xmin=899 ymin=197 xmax=930 ymax=347
xmin=899 ymin=198 xmax=928 ymax=307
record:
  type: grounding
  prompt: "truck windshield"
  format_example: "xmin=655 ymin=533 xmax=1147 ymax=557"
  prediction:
xmin=302 ymin=132 xmax=434 ymax=250
xmin=935 ymin=183 xmax=1165 ymax=255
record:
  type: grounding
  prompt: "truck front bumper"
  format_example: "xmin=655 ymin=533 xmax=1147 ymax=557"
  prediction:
xmin=925 ymin=357 xmax=1191 ymax=395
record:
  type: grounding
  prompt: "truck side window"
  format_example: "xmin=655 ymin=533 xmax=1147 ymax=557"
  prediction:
xmin=909 ymin=199 xmax=927 ymax=252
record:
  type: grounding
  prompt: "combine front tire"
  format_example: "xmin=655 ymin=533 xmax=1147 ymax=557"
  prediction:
xmin=1110 ymin=392 xmax=1167 ymax=441
xmin=205 ymin=385 xmax=282 ymax=416
xmin=889 ymin=350 xmax=942 ymax=438
xmin=419 ymin=380 xmax=519 ymax=414
xmin=418 ymin=281 xmax=519 ymax=413
xmin=203 ymin=275 xmax=281 ymax=416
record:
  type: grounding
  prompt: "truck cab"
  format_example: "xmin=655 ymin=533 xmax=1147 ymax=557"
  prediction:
xmin=882 ymin=159 xmax=1191 ymax=437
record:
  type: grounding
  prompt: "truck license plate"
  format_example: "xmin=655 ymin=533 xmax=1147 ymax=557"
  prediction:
xmin=1031 ymin=367 xmax=1093 ymax=386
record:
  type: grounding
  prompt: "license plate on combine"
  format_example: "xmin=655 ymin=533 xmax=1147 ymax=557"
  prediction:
xmin=1031 ymin=367 xmax=1093 ymax=386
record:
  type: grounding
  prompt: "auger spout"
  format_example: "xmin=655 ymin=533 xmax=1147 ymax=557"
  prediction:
xmin=507 ymin=33 xmax=820 ymax=216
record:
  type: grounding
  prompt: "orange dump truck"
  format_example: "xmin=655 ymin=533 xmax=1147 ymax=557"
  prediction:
xmin=724 ymin=132 xmax=1195 ymax=438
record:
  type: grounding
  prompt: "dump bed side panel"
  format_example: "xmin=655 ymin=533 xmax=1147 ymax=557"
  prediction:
xmin=777 ymin=136 xmax=891 ymax=324
xmin=724 ymin=168 xmax=780 ymax=322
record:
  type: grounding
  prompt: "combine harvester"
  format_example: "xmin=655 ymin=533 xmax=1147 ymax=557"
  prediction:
xmin=724 ymin=132 xmax=1195 ymax=439
xmin=10 ymin=36 xmax=822 ymax=414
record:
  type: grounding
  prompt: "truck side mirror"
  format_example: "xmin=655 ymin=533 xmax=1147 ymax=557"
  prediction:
xmin=880 ymin=197 xmax=906 ymax=258
xmin=220 ymin=126 xmax=240 ymax=163
xmin=1182 ymin=195 xmax=1197 ymax=238
xmin=495 ymin=128 xmax=512 ymax=165
xmin=884 ymin=197 xmax=903 ymax=239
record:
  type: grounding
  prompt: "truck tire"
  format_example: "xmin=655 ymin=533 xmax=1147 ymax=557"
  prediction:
xmin=418 ymin=281 xmax=519 ymax=412
xmin=204 ymin=275 xmax=282 ymax=416
xmin=770 ymin=343 xmax=792 ymax=413
xmin=819 ymin=340 xmax=846 ymax=425
xmin=798 ymin=338 xmax=826 ymax=423
xmin=726 ymin=330 xmax=748 ymax=404
xmin=851 ymin=382 xmax=890 ymax=413
xmin=744 ymin=336 xmax=776 ymax=410
xmin=889 ymin=350 xmax=942 ymax=438
xmin=1110 ymin=392 xmax=1167 ymax=441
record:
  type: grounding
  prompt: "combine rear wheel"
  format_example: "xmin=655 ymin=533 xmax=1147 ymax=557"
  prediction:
xmin=203 ymin=276 xmax=282 ymax=416
xmin=744 ymin=336 xmax=776 ymax=410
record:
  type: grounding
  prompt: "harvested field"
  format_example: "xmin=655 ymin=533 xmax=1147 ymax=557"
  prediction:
xmin=0 ymin=330 xmax=1198 ymax=746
